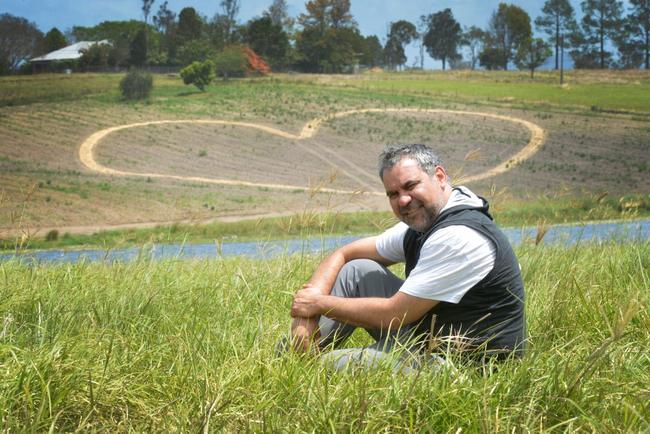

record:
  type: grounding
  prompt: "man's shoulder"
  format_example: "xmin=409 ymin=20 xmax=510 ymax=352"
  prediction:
xmin=422 ymin=224 xmax=493 ymax=252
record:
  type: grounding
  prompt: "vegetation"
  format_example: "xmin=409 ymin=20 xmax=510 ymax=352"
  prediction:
xmin=0 ymin=71 xmax=648 ymax=251
xmin=41 ymin=27 xmax=68 ymax=53
xmin=422 ymin=9 xmax=462 ymax=71
xmin=384 ymin=20 xmax=419 ymax=71
xmin=515 ymin=38 xmax=553 ymax=78
xmin=213 ymin=45 xmax=247 ymax=79
xmin=4 ymin=0 xmax=650 ymax=75
xmin=119 ymin=69 xmax=153 ymax=100
xmin=180 ymin=60 xmax=215 ymax=91
xmin=245 ymin=16 xmax=290 ymax=70
xmin=0 ymin=13 xmax=43 ymax=74
xmin=2 ymin=192 xmax=649 ymax=252
xmin=535 ymin=0 xmax=578 ymax=70
xmin=0 ymin=240 xmax=647 ymax=430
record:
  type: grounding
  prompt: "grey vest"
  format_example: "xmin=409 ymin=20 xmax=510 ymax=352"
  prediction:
xmin=404 ymin=194 xmax=525 ymax=358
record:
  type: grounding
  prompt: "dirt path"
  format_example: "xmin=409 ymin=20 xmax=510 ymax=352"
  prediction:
xmin=58 ymin=108 xmax=546 ymax=236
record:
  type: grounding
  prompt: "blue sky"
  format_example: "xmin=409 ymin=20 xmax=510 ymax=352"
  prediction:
xmin=1 ymin=0 xmax=618 ymax=68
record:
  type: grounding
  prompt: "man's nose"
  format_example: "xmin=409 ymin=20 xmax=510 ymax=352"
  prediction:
xmin=398 ymin=193 xmax=411 ymax=207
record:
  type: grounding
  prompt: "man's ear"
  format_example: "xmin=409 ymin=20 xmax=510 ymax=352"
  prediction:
xmin=433 ymin=165 xmax=448 ymax=185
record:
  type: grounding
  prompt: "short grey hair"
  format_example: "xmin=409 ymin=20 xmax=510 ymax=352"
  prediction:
xmin=378 ymin=144 xmax=444 ymax=179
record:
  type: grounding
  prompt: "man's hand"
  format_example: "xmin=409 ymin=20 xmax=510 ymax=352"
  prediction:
xmin=291 ymin=284 xmax=324 ymax=318
xmin=290 ymin=316 xmax=320 ymax=352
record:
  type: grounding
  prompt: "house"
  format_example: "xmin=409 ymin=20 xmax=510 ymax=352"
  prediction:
xmin=29 ymin=40 xmax=111 ymax=72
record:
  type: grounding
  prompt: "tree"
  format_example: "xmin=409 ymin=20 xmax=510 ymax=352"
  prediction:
xmin=0 ymin=13 xmax=43 ymax=74
xmin=515 ymin=37 xmax=552 ymax=77
xmin=142 ymin=0 xmax=155 ymax=25
xmin=129 ymin=28 xmax=148 ymax=66
xmin=209 ymin=15 xmax=231 ymax=51
xmin=42 ymin=28 xmax=68 ymax=53
xmin=384 ymin=20 xmax=417 ymax=70
xmin=72 ymin=20 xmax=143 ymax=43
xmin=479 ymin=47 xmax=507 ymax=69
xmin=221 ymin=0 xmax=240 ymax=44
xmin=416 ymin=15 xmax=431 ymax=69
xmin=383 ymin=36 xmax=405 ymax=70
xmin=296 ymin=26 xmax=361 ymax=72
xmin=535 ymin=0 xmax=578 ymax=70
xmin=214 ymin=45 xmax=247 ymax=79
xmin=180 ymin=60 xmax=215 ymax=90
xmin=578 ymin=0 xmax=624 ymax=68
xmin=616 ymin=0 xmax=650 ymax=69
xmin=330 ymin=0 xmax=354 ymax=29
xmin=71 ymin=20 xmax=146 ymax=66
xmin=484 ymin=3 xmax=532 ymax=70
xmin=177 ymin=7 xmax=204 ymax=45
xmin=360 ymin=35 xmax=383 ymax=67
xmin=153 ymin=1 xmax=177 ymax=60
xmin=176 ymin=40 xmax=215 ymax=66
xmin=264 ymin=0 xmax=295 ymax=33
xmin=461 ymin=26 xmax=487 ymax=70
xmin=79 ymin=43 xmax=118 ymax=69
xmin=298 ymin=0 xmax=355 ymax=33
xmin=245 ymin=16 xmax=289 ymax=69
xmin=423 ymin=9 xmax=462 ymax=70
xmin=295 ymin=0 xmax=359 ymax=73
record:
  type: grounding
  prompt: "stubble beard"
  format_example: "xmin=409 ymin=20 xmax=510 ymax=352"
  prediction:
xmin=400 ymin=198 xmax=445 ymax=233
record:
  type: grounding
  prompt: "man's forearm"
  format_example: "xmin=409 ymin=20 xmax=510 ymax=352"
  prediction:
xmin=315 ymin=295 xmax=407 ymax=331
xmin=305 ymin=250 xmax=346 ymax=295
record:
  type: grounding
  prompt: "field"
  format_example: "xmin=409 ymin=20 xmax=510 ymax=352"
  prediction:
xmin=1 ymin=70 xmax=649 ymax=248
xmin=0 ymin=70 xmax=649 ymax=430
xmin=0 ymin=241 xmax=648 ymax=430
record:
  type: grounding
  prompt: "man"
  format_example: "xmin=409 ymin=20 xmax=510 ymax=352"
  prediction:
xmin=290 ymin=144 xmax=525 ymax=369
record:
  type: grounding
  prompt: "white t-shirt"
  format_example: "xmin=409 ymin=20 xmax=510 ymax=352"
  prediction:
xmin=375 ymin=186 xmax=496 ymax=304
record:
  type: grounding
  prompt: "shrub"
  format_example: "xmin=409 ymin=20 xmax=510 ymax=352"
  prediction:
xmin=119 ymin=69 xmax=153 ymax=100
xmin=213 ymin=45 xmax=248 ymax=80
xmin=180 ymin=60 xmax=215 ymax=91
xmin=45 ymin=229 xmax=59 ymax=242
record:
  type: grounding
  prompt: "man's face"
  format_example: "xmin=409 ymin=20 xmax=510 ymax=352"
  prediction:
xmin=382 ymin=158 xmax=450 ymax=232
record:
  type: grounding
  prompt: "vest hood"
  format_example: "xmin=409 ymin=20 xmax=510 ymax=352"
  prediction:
xmin=442 ymin=186 xmax=486 ymax=212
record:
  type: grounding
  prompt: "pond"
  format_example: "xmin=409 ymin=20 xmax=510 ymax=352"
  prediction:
xmin=1 ymin=219 xmax=648 ymax=264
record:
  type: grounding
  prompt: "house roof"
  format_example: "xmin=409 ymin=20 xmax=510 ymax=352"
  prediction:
xmin=30 ymin=40 xmax=111 ymax=62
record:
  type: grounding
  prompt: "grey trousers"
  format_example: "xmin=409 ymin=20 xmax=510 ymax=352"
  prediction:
xmin=315 ymin=259 xmax=431 ymax=372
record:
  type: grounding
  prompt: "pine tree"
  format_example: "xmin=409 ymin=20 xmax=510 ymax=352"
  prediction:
xmin=579 ymin=0 xmax=623 ymax=68
xmin=535 ymin=0 xmax=577 ymax=69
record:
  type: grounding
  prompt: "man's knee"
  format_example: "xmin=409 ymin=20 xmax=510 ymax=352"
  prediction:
xmin=331 ymin=259 xmax=385 ymax=298
xmin=340 ymin=258 xmax=385 ymax=278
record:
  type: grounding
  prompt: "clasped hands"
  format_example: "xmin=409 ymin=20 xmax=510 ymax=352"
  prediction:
xmin=290 ymin=283 xmax=324 ymax=318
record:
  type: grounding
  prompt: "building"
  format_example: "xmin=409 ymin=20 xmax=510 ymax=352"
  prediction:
xmin=29 ymin=40 xmax=111 ymax=73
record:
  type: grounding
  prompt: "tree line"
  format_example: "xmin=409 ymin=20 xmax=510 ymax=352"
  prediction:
xmin=1 ymin=0 xmax=648 ymax=76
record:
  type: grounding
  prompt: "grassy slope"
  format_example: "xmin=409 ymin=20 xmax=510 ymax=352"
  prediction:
xmin=349 ymin=74 xmax=650 ymax=113
xmin=0 ymin=241 xmax=648 ymax=430
xmin=1 ymin=70 xmax=649 ymax=250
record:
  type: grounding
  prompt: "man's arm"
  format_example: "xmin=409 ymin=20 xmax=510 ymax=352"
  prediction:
xmin=291 ymin=285 xmax=438 ymax=331
xmin=290 ymin=236 xmax=392 ymax=351
xmin=304 ymin=236 xmax=391 ymax=295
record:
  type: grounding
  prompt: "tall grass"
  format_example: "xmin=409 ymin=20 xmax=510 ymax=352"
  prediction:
xmin=0 ymin=240 xmax=648 ymax=431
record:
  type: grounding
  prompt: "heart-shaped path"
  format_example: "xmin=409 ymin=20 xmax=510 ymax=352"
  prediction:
xmin=79 ymin=108 xmax=546 ymax=195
